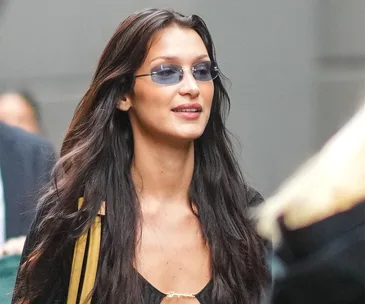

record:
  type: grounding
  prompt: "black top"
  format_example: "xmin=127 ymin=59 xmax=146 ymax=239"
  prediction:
xmin=270 ymin=200 xmax=365 ymax=304
xmin=0 ymin=121 xmax=55 ymax=239
xmin=13 ymin=187 xmax=264 ymax=304
xmin=139 ymin=273 xmax=213 ymax=303
xmin=14 ymin=186 xmax=365 ymax=303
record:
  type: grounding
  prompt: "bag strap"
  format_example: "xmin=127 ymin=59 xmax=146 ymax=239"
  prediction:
xmin=66 ymin=198 xmax=103 ymax=304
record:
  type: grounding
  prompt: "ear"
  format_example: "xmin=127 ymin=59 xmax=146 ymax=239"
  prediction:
xmin=116 ymin=95 xmax=132 ymax=111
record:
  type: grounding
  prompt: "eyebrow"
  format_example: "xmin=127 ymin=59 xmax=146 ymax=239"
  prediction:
xmin=149 ymin=54 xmax=210 ymax=64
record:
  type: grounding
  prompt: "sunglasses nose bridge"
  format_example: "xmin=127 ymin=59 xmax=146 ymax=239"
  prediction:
xmin=178 ymin=69 xmax=200 ymax=95
xmin=180 ymin=67 xmax=197 ymax=82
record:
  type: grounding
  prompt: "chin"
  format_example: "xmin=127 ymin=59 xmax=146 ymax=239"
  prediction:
xmin=176 ymin=133 xmax=204 ymax=142
xmin=173 ymin=127 xmax=205 ymax=140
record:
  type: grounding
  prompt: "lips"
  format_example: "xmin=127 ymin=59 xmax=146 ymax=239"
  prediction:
xmin=171 ymin=103 xmax=202 ymax=120
xmin=171 ymin=103 xmax=202 ymax=113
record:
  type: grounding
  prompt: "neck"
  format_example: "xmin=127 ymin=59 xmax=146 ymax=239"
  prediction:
xmin=132 ymin=136 xmax=195 ymax=206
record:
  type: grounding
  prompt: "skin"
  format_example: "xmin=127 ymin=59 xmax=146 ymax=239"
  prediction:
xmin=0 ymin=93 xmax=40 ymax=134
xmin=117 ymin=25 xmax=214 ymax=302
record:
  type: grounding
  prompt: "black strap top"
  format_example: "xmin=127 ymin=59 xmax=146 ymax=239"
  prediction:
xmin=14 ymin=188 xmax=265 ymax=304
xmin=139 ymin=273 xmax=213 ymax=303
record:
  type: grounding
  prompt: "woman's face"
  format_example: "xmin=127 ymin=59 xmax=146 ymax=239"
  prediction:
xmin=120 ymin=25 xmax=214 ymax=143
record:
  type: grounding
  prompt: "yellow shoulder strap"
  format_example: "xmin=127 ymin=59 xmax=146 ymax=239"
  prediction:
xmin=66 ymin=198 xmax=103 ymax=304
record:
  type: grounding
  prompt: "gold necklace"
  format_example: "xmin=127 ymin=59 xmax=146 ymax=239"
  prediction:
xmin=166 ymin=291 xmax=196 ymax=299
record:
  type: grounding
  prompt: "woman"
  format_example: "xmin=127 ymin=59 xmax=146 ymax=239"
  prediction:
xmin=13 ymin=8 xmax=269 ymax=304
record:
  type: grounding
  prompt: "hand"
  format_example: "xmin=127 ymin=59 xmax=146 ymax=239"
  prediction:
xmin=0 ymin=236 xmax=26 ymax=257
xmin=256 ymin=98 xmax=365 ymax=245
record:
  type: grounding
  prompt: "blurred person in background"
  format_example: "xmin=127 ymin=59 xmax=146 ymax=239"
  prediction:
xmin=257 ymin=97 xmax=365 ymax=303
xmin=0 ymin=121 xmax=55 ymax=302
xmin=13 ymin=8 xmax=269 ymax=304
xmin=0 ymin=121 xmax=55 ymax=254
xmin=0 ymin=91 xmax=42 ymax=135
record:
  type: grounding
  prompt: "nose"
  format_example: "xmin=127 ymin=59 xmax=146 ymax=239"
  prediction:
xmin=178 ymin=70 xmax=200 ymax=98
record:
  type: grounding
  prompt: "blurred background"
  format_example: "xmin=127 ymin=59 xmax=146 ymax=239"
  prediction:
xmin=0 ymin=0 xmax=364 ymax=197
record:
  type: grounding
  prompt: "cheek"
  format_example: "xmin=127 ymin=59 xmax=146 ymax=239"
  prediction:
xmin=130 ymin=85 xmax=174 ymax=124
xmin=135 ymin=86 xmax=174 ymax=110
xmin=201 ymin=82 xmax=214 ymax=110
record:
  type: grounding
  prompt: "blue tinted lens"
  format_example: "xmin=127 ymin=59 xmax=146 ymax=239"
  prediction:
xmin=149 ymin=62 xmax=219 ymax=85
xmin=193 ymin=61 xmax=219 ymax=81
xmin=151 ymin=64 xmax=182 ymax=85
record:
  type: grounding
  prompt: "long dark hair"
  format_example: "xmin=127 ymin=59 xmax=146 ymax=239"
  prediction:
xmin=14 ymin=8 xmax=269 ymax=304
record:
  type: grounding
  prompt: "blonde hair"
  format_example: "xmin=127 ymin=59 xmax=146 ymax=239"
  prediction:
xmin=256 ymin=97 xmax=365 ymax=245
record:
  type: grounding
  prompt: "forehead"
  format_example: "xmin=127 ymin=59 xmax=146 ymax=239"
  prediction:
xmin=144 ymin=26 xmax=209 ymax=64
